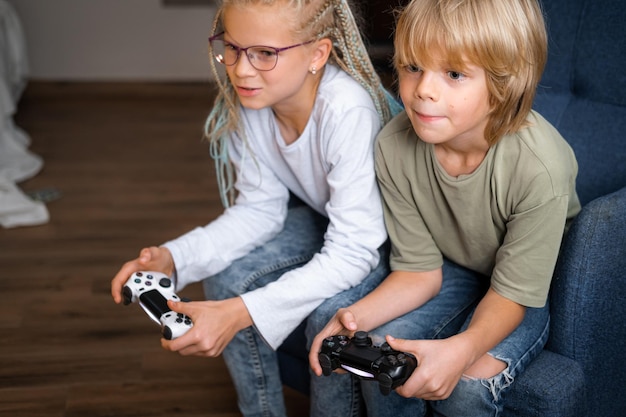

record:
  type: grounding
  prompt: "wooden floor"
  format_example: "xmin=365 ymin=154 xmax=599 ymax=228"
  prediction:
xmin=0 ymin=82 xmax=310 ymax=416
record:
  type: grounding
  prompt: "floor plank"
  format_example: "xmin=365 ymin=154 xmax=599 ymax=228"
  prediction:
xmin=0 ymin=81 xmax=309 ymax=416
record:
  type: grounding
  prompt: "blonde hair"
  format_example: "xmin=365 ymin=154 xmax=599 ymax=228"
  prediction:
xmin=394 ymin=0 xmax=547 ymax=145
xmin=206 ymin=0 xmax=399 ymax=206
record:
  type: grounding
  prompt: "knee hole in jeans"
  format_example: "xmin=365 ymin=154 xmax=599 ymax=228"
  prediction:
xmin=463 ymin=354 xmax=507 ymax=379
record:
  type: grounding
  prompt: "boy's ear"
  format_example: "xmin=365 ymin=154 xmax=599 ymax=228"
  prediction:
xmin=311 ymin=38 xmax=333 ymax=70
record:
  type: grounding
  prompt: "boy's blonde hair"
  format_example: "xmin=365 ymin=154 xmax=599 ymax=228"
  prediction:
xmin=206 ymin=0 xmax=399 ymax=206
xmin=394 ymin=0 xmax=547 ymax=145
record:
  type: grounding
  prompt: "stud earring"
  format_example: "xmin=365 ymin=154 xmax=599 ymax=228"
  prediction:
xmin=310 ymin=66 xmax=317 ymax=75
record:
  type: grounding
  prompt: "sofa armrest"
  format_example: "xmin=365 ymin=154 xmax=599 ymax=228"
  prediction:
xmin=505 ymin=350 xmax=586 ymax=417
xmin=547 ymin=186 xmax=626 ymax=416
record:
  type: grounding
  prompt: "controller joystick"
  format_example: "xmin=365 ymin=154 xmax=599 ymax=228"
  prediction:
xmin=318 ymin=331 xmax=417 ymax=395
xmin=122 ymin=270 xmax=193 ymax=340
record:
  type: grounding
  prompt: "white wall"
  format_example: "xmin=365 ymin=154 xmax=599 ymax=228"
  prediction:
xmin=5 ymin=0 xmax=217 ymax=81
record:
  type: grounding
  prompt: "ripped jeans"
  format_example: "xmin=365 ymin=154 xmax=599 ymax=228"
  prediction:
xmin=203 ymin=202 xmax=390 ymax=417
xmin=310 ymin=259 xmax=550 ymax=417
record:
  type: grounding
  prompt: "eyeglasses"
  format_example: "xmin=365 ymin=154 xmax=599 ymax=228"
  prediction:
xmin=208 ymin=32 xmax=315 ymax=71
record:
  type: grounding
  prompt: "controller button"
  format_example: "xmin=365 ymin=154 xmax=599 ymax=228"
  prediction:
xmin=163 ymin=327 xmax=173 ymax=340
xmin=159 ymin=278 xmax=172 ymax=288
xmin=136 ymin=272 xmax=144 ymax=277
xmin=378 ymin=374 xmax=393 ymax=395
xmin=122 ymin=286 xmax=134 ymax=305
xmin=145 ymin=281 xmax=152 ymax=286
xmin=354 ymin=331 xmax=370 ymax=347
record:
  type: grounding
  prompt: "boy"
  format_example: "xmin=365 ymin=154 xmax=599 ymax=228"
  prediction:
xmin=309 ymin=0 xmax=581 ymax=415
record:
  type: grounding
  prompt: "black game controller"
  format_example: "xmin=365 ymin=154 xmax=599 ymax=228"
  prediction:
xmin=318 ymin=331 xmax=417 ymax=395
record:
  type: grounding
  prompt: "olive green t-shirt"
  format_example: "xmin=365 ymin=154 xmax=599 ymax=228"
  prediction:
xmin=375 ymin=110 xmax=581 ymax=307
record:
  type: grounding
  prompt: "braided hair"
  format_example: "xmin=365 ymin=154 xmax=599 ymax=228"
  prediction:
xmin=205 ymin=0 xmax=401 ymax=207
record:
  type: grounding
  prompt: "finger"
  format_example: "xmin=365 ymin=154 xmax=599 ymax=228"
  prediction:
xmin=163 ymin=332 xmax=223 ymax=358
xmin=138 ymin=247 xmax=154 ymax=264
xmin=385 ymin=334 xmax=410 ymax=352
xmin=394 ymin=383 xmax=417 ymax=398
xmin=309 ymin=336 xmax=324 ymax=376
xmin=161 ymin=325 xmax=199 ymax=352
xmin=111 ymin=261 xmax=139 ymax=303
xmin=161 ymin=336 xmax=195 ymax=354
xmin=338 ymin=309 xmax=358 ymax=332
xmin=167 ymin=300 xmax=193 ymax=316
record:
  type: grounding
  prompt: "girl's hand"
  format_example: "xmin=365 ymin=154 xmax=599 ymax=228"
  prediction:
xmin=308 ymin=308 xmax=360 ymax=376
xmin=110 ymin=246 xmax=175 ymax=304
xmin=161 ymin=296 xmax=253 ymax=357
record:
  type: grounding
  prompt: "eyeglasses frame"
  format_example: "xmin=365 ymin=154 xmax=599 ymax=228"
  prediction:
xmin=208 ymin=31 xmax=316 ymax=71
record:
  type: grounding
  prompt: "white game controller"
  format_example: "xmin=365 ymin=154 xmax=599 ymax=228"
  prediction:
xmin=122 ymin=270 xmax=193 ymax=340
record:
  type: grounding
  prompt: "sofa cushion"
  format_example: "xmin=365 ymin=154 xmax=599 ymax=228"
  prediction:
xmin=533 ymin=94 xmax=626 ymax=205
xmin=534 ymin=0 xmax=626 ymax=205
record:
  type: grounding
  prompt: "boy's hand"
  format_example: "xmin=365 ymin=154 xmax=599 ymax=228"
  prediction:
xmin=110 ymin=246 xmax=175 ymax=304
xmin=308 ymin=308 xmax=359 ymax=376
xmin=386 ymin=335 xmax=470 ymax=401
xmin=161 ymin=296 xmax=252 ymax=357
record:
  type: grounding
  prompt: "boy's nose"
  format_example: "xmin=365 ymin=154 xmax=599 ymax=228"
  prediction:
xmin=415 ymin=72 xmax=439 ymax=101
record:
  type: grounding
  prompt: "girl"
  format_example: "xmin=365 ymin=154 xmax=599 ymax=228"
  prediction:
xmin=111 ymin=0 xmax=399 ymax=415
xmin=310 ymin=0 xmax=580 ymax=416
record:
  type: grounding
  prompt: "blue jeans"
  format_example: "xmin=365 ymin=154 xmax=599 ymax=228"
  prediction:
xmin=203 ymin=203 xmax=390 ymax=417
xmin=308 ymin=260 xmax=550 ymax=417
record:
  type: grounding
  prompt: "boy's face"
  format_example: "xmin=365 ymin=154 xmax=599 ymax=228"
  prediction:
xmin=397 ymin=55 xmax=492 ymax=149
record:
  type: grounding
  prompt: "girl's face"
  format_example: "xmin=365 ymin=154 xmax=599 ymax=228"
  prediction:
xmin=221 ymin=4 xmax=319 ymax=111
xmin=397 ymin=53 xmax=492 ymax=151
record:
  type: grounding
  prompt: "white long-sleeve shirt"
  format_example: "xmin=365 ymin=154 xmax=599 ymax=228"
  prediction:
xmin=163 ymin=64 xmax=387 ymax=349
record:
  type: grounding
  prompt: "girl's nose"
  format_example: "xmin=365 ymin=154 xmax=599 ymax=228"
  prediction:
xmin=232 ymin=52 xmax=257 ymax=77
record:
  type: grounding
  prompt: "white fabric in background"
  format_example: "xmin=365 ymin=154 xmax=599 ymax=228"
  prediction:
xmin=0 ymin=176 xmax=48 ymax=228
xmin=0 ymin=0 xmax=49 ymax=228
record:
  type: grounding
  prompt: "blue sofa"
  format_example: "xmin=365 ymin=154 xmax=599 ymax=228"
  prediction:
xmin=277 ymin=0 xmax=626 ymax=416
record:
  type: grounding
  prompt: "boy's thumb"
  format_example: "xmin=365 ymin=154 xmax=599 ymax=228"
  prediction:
xmin=386 ymin=334 xmax=408 ymax=351
xmin=340 ymin=310 xmax=358 ymax=331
